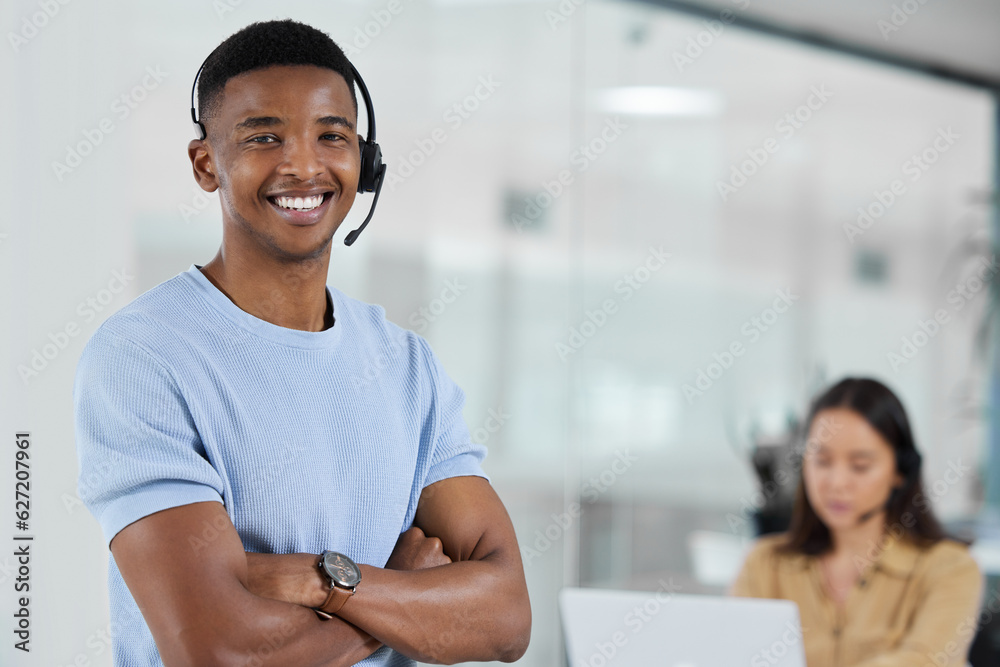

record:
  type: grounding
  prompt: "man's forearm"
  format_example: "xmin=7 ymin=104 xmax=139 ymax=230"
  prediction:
xmin=222 ymin=552 xmax=381 ymax=667
xmin=343 ymin=558 xmax=530 ymax=664
xmin=109 ymin=501 xmax=383 ymax=667
xmin=252 ymin=551 xmax=529 ymax=664
xmin=202 ymin=595 xmax=381 ymax=667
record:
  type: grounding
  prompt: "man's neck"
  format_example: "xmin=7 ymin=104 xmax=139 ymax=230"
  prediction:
xmin=199 ymin=249 xmax=333 ymax=332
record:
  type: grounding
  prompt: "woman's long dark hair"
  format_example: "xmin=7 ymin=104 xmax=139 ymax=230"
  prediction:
xmin=779 ymin=377 xmax=949 ymax=555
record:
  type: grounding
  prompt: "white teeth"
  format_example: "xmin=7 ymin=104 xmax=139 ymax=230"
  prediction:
xmin=273 ymin=194 xmax=325 ymax=211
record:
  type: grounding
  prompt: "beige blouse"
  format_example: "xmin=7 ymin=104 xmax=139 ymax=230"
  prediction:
xmin=731 ymin=532 xmax=984 ymax=667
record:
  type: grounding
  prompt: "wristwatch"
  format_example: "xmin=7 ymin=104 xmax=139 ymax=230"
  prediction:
xmin=313 ymin=550 xmax=362 ymax=620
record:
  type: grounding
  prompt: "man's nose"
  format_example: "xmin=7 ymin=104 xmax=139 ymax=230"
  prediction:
xmin=278 ymin=137 xmax=324 ymax=180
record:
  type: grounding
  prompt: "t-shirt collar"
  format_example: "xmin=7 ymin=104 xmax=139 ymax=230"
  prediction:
xmin=182 ymin=264 xmax=343 ymax=350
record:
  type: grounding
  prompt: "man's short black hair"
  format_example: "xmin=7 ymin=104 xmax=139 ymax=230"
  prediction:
xmin=197 ymin=19 xmax=357 ymax=132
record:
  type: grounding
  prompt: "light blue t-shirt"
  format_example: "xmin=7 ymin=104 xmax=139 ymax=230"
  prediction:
xmin=73 ymin=265 xmax=487 ymax=667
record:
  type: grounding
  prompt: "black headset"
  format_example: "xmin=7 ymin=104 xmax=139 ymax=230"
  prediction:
xmin=855 ymin=443 xmax=923 ymax=524
xmin=889 ymin=447 xmax=923 ymax=505
xmin=189 ymin=54 xmax=386 ymax=246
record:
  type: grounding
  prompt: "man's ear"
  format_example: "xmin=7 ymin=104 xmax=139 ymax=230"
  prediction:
xmin=187 ymin=139 xmax=220 ymax=192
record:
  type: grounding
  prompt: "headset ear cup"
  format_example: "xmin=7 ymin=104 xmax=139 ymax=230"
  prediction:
xmin=357 ymin=139 xmax=383 ymax=193
xmin=897 ymin=448 xmax=922 ymax=496
xmin=902 ymin=449 xmax=921 ymax=477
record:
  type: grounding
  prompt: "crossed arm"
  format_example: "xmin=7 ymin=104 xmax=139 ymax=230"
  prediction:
xmin=110 ymin=475 xmax=531 ymax=666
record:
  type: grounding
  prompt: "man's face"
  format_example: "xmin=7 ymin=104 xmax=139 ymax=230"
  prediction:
xmin=193 ymin=64 xmax=361 ymax=262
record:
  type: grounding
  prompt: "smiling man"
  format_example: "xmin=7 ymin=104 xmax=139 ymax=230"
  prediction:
xmin=73 ymin=19 xmax=530 ymax=667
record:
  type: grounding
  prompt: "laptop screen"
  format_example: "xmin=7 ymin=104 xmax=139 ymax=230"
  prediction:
xmin=560 ymin=587 xmax=806 ymax=667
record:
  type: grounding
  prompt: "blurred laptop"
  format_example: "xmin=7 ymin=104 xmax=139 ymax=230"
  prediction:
xmin=560 ymin=587 xmax=806 ymax=667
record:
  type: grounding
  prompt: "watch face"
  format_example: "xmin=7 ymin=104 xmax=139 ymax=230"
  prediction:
xmin=322 ymin=551 xmax=361 ymax=588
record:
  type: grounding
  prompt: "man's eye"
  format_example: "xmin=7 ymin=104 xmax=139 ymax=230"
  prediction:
xmin=852 ymin=466 xmax=871 ymax=474
xmin=248 ymin=135 xmax=276 ymax=144
xmin=321 ymin=133 xmax=345 ymax=142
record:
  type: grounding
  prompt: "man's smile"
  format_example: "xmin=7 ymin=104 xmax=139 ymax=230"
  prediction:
xmin=266 ymin=190 xmax=335 ymax=225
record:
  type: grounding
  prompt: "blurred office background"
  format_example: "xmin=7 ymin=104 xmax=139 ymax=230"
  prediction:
xmin=2 ymin=0 xmax=999 ymax=665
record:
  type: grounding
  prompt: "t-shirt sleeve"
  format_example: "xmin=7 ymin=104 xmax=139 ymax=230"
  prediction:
xmin=417 ymin=337 xmax=489 ymax=489
xmin=74 ymin=326 xmax=225 ymax=548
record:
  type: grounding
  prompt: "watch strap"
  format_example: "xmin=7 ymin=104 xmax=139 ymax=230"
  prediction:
xmin=315 ymin=583 xmax=353 ymax=618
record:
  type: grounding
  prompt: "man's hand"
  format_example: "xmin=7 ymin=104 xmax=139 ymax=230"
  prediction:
xmin=333 ymin=476 xmax=531 ymax=663
xmin=385 ymin=527 xmax=452 ymax=571
xmin=245 ymin=527 xmax=451 ymax=608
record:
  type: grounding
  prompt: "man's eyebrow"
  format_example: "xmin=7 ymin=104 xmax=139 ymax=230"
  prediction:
xmin=317 ymin=115 xmax=355 ymax=132
xmin=234 ymin=116 xmax=283 ymax=131
xmin=232 ymin=116 xmax=356 ymax=132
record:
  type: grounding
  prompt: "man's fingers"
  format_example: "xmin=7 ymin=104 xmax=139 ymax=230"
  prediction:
xmin=387 ymin=527 xmax=452 ymax=570
xmin=395 ymin=526 xmax=425 ymax=548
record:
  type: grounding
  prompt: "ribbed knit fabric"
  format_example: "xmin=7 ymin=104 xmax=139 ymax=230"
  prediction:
xmin=73 ymin=264 xmax=487 ymax=667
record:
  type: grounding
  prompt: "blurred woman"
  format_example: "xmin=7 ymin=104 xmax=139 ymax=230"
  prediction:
xmin=731 ymin=377 xmax=983 ymax=667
